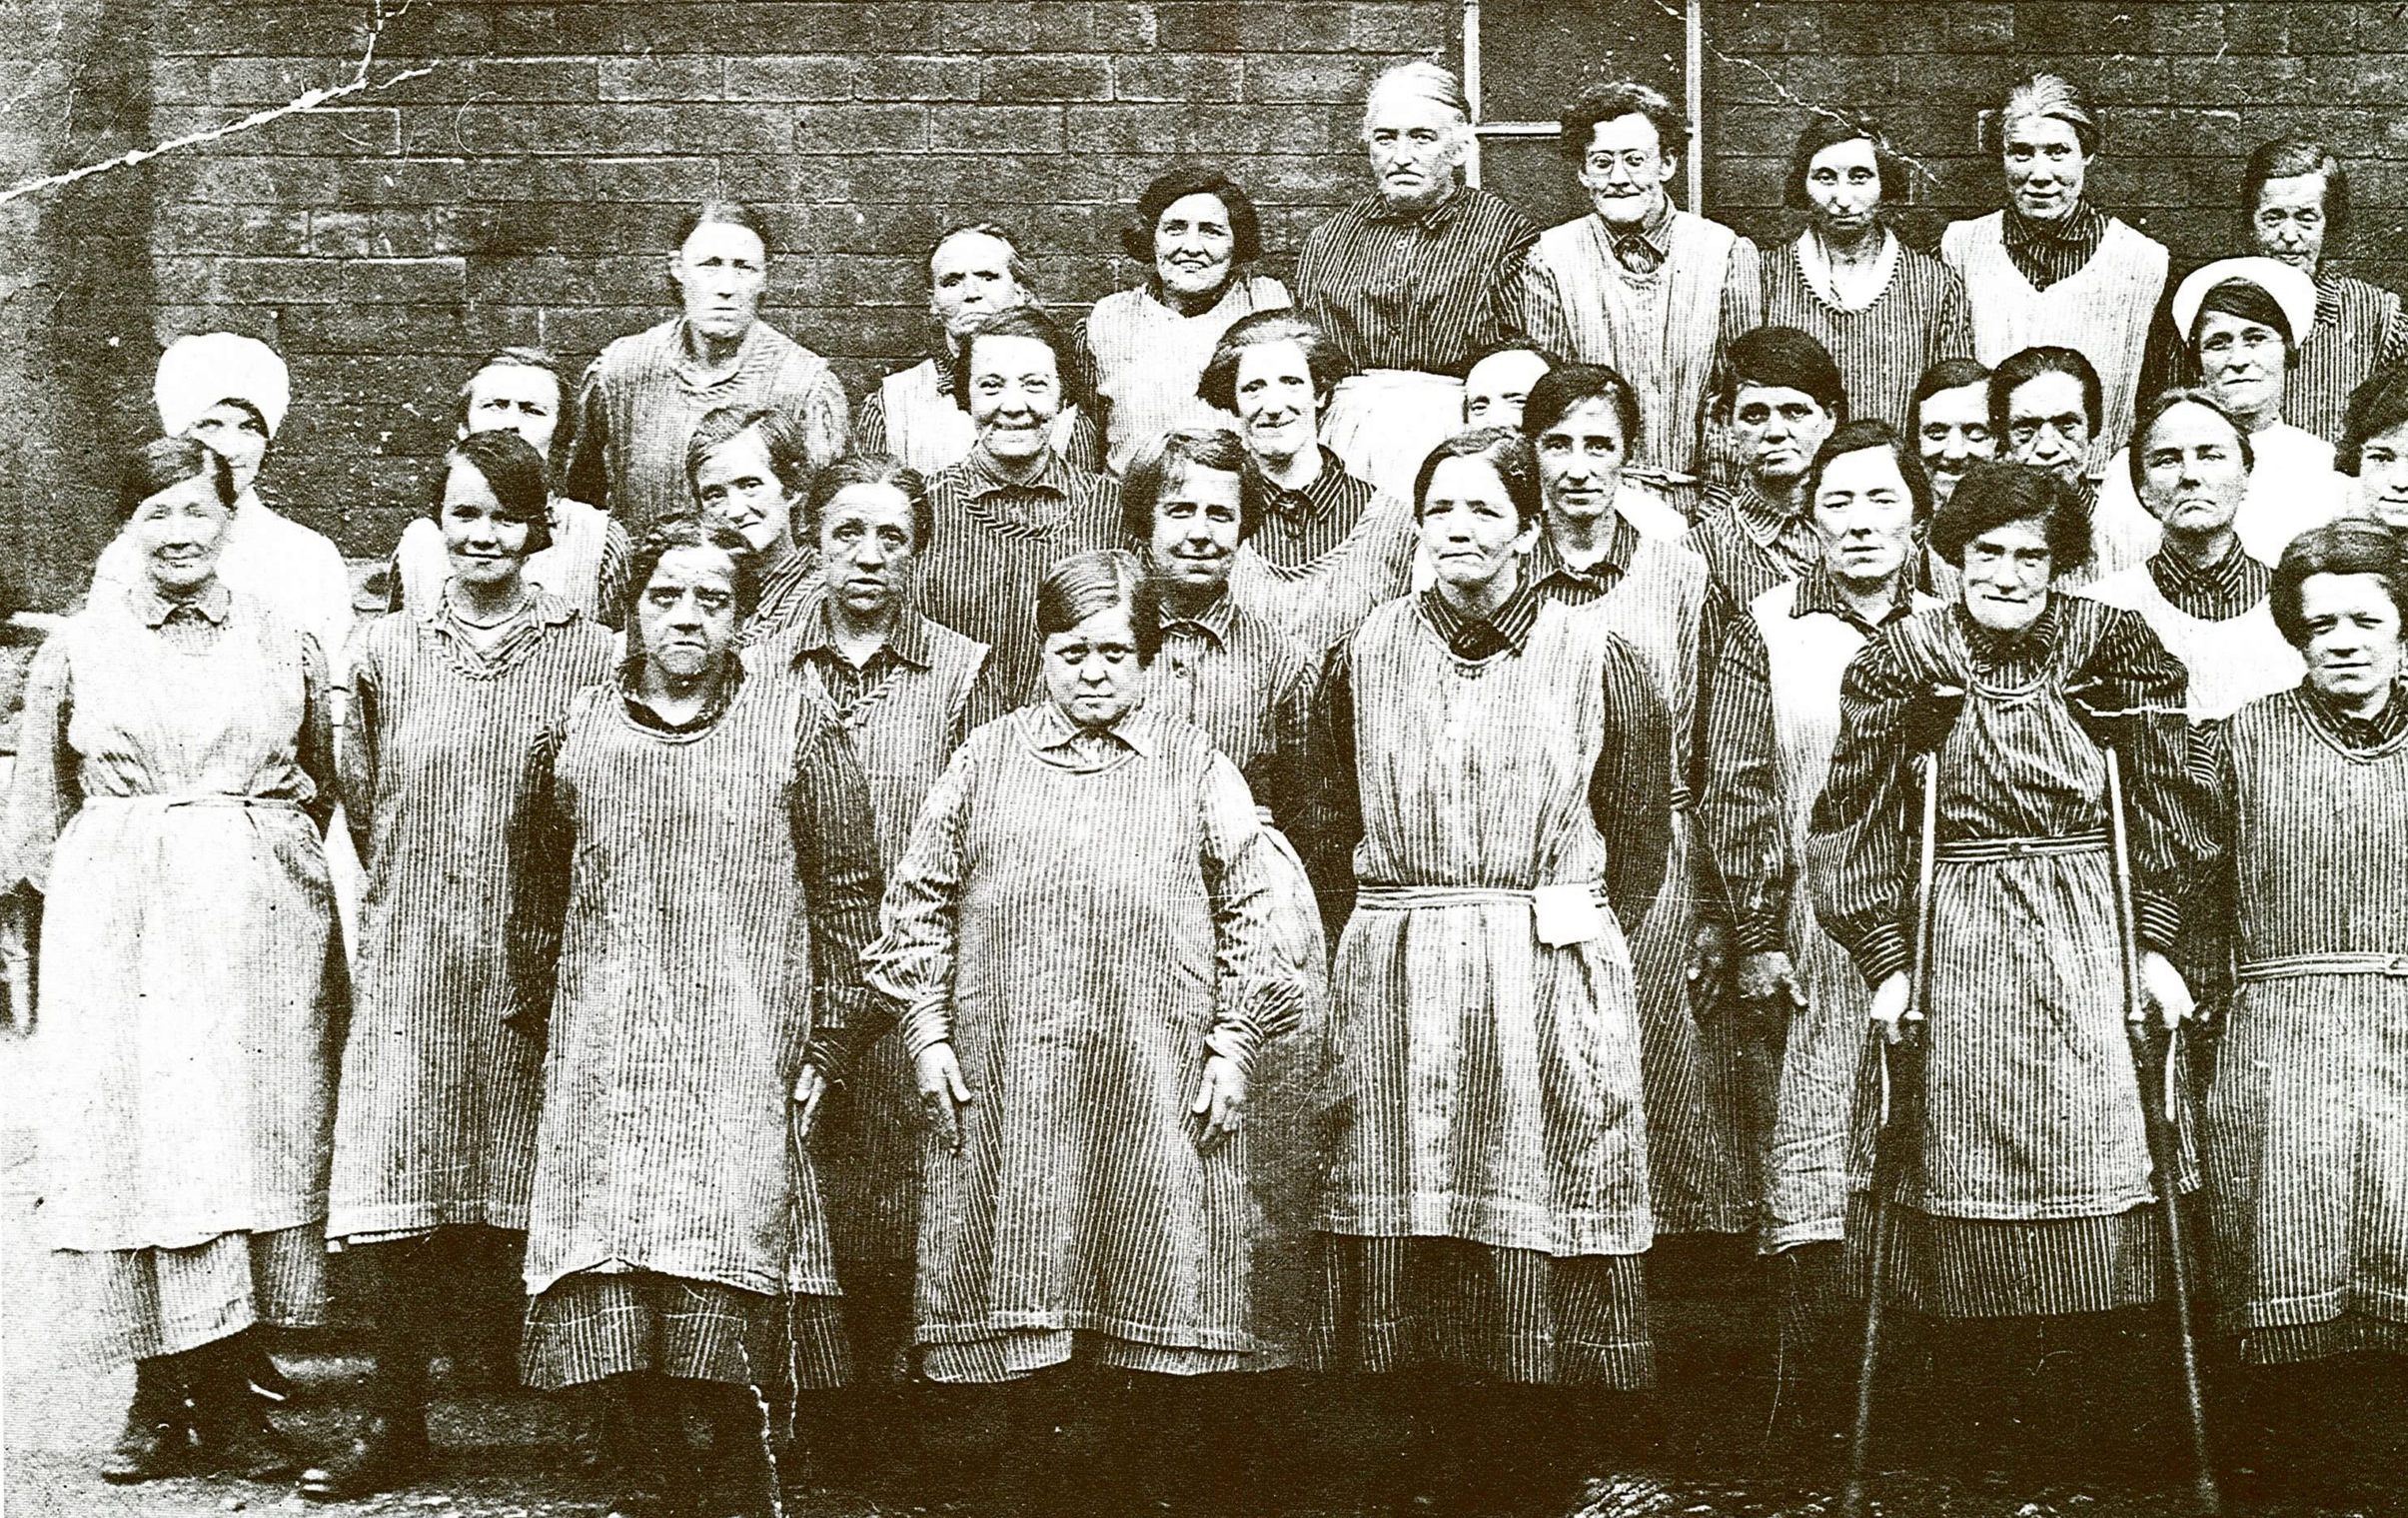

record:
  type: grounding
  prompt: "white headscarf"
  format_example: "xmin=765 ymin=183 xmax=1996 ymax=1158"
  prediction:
xmin=2170 ymin=257 xmax=2318 ymax=348
xmin=153 ymin=332 xmax=291 ymax=440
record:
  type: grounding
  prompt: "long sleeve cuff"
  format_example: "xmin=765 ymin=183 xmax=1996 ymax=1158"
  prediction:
xmin=2134 ymin=890 xmax=2183 ymax=956
xmin=898 ymin=999 xmax=952 ymax=1059
xmin=1849 ymin=920 xmax=1911 ymax=989
xmin=1732 ymin=906 xmax=1788 ymax=955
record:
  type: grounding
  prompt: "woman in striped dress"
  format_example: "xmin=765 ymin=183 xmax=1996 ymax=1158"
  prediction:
xmin=1810 ymin=461 xmax=2199 ymax=1473
xmin=1302 ymin=429 xmax=1673 ymax=1510
xmin=1762 ymin=117 xmax=1975 ymax=433
xmin=507 ymin=520 xmax=881 ymax=1518
xmin=686 ymin=404 xmax=820 ymax=645
xmin=307 ymin=433 xmax=617 ymax=1501
xmin=1910 ymin=359 xmax=1997 ymax=598
xmin=866 ymin=550 xmax=1307 ymax=1518
xmin=5 ymin=439 xmax=341 ymax=1483
xmin=2193 ymin=520 xmax=2408 ymax=1501
xmin=2343 ymin=365 xmax=2408 ymax=530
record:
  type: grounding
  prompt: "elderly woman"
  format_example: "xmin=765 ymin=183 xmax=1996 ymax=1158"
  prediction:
xmin=1810 ymin=461 xmax=2199 ymax=1472
xmin=1941 ymin=74 xmax=2168 ymax=470
xmin=1991 ymin=345 xmax=2103 ymax=512
xmin=2192 ymin=520 xmax=2408 ymax=1503
xmin=1301 ymin=429 xmax=1673 ymax=1509
xmin=1763 ymin=117 xmax=1975 ymax=432
xmin=6 ymin=439 xmax=341 ymax=1482
xmin=685 ymin=404 xmax=820 ymax=644
xmin=306 ymin=432 xmax=617 ymax=1501
xmin=2096 ymin=259 xmax=2350 ymax=575
xmin=1520 ymin=80 xmax=1760 ymax=495
xmin=507 ymin=519 xmax=880 ymax=1518
xmin=565 ymin=200 xmax=849 ymax=529
xmin=866 ymin=549 xmax=1306 ymax=1518
xmin=1200 ymin=310 xmax=1417 ymax=652
xmin=1088 ymin=169 xmax=1291 ymax=475
xmin=2081 ymin=390 xmax=2304 ymax=721
xmin=1295 ymin=61 xmax=1539 ymax=499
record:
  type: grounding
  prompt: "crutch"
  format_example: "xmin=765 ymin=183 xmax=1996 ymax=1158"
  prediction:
xmin=2099 ymin=740 xmax=2223 ymax=1517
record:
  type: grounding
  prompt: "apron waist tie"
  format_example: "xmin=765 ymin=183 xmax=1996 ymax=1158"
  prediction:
xmin=82 ymin=792 xmax=308 ymax=812
xmin=1354 ymin=882 xmax=1603 ymax=910
xmin=1933 ymin=830 xmax=2108 ymax=863
xmin=2238 ymin=952 xmax=2408 ymax=981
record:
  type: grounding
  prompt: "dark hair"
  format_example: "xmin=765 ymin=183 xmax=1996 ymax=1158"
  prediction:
xmin=1559 ymin=80 xmax=1687 ymax=161
xmin=1928 ymin=461 xmax=2094 ymax=576
xmin=623 ymin=517 xmax=760 ymax=630
xmin=927 ymin=222 xmax=1031 ymax=295
xmin=2271 ymin=519 xmax=2408 ymax=648
xmin=1908 ymin=357 xmax=1993 ymax=437
xmin=1806 ymin=420 xmax=1934 ymax=525
xmin=1722 ymin=326 xmax=1848 ymax=421
xmin=1197 ymin=309 xmax=1350 ymax=415
xmin=1120 ymin=166 xmax=1263 ymax=268
xmin=2125 ymin=389 xmax=2256 ymax=498
xmin=1466 ymin=336 xmax=1565 ymax=375
xmin=1035 ymin=548 xmax=1162 ymax=666
xmin=672 ymin=199 xmax=773 ymax=260
xmin=2339 ymin=366 xmax=2408 ymax=476
xmin=1990 ymin=345 xmax=2102 ymax=438
xmin=1785 ymin=114 xmax=1909 ymax=212
xmin=1412 ymin=428 xmax=1544 ymax=530
xmin=2244 ymin=136 xmax=2349 ymax=240
xmin=2191 ymin=276 xmax=2296 ymax=354
xmin=684 ymin=405 xmax=814 ymax=502
xmin=803 ymin=454 xmax=933 ymax=553
xmin=1119 ymin=427 xmax=1265 ymax=545
xmin=440 ymin=430 xmax=554 ymax=557
xmin=119 ymin=436 xmax=235 ymax=523
xmin=948 ymin=306 xmax=1089 ymax=418
xmin=455 ymin=347 xmax=574 ymax=471
xmin=1522 ymin=363 xmax=1644 ymax=452
xmin=1985 ymin=72 xmax=2100 ymax=158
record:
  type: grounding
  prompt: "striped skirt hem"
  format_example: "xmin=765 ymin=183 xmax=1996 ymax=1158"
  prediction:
xmin=1843 ymin=1197 xmax=2167 ymax=1317
xmin=920 ymin=1329 xmax=1269 ymax=1383
xmin=47 ymin=1225 xmax=327 ymax=1369
xmin=2236 ymin=1314 xmax=2408 ymax=1366
xmin=520 ymin=1269 xmax=847 ymax=1392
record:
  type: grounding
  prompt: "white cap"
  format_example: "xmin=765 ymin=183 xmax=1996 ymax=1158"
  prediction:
xmin=2170 ymin=257 xmax=2318 ymax=349
xmin=153 ymin=332 xmax=290 ymax=440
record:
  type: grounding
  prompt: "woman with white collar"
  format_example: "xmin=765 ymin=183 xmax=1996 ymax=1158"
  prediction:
xmin=2092 ymin=258 xmax=2351 ymax=577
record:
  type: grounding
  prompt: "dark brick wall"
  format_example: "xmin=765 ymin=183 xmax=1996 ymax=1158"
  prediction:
xmin=11 ymin=2 xmax=2408 ymax=607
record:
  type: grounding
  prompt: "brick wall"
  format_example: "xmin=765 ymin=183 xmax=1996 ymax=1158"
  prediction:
xmin=10 ymin=1 xmax=2408 ymax=609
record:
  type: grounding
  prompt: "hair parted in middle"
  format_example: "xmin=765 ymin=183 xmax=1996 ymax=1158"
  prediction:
xmin=623 ymin=515 xmax=762 ymax=630
xmin=1412 ymin=427 xmax=1545 ymax=531
xmin=948 ymin=306 xmax=1091 ymax=417
xmin=2125 ymin=388 xmax=2256 ymax=499
xmin=1785 ymin=113 xmax=1911 ymax=211
xmin=1118 ymin=427 xmax=1267 ymax=545
xmin=1036 ymin=547 xmax=1164 ymax=666
xmin=803 ymin=454 xmax=933 ymax=554
xmin=1806 ymin=419 xmax=1935 ymax=526
xmin=1197 ymin=309 xmax=1352 ymax=416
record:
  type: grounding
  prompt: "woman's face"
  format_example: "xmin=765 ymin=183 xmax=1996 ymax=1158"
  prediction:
xmin=1154 ymin=193 xmax=1237 ymax=304
xmin=1916 ymin=383 xmax=1995 ymax=507
xmin=634 ymin=546 xmax=739 ymax=682
xmin=1041 ymin=602 xmax=1144 ymax=729
xmin=1811 ymin=447 xmax=1916 ymax=588
xmin=2355 ymin=419 xmax=2408 ymax=530
xmin=2195 ymin=307 xmax=2287 ymax=422
xmin=2251 ymin=171 xmax=2328 ymax=273
xmin=2003 ymin=371 xmax=2091 ymax=481
xmin=1959 ymin=517 xmax=2054 ymax=634
xmin=1144 ymin=464 xmax=1244 ymax=599
xmin=928 ymin=231 xmax=1025 ymax=344
xmin=1231 ymin=340 xmax=1319 ymax=467
xmin=1579 ymin=112 xmax=1676 ymax=229
xmin=460 ymin=362 xmax=563 ymax=463
xmin=2001 ymin=112 xmax=2088 ymax=222
xmin=440 ymin=458 xmax=535 ymax=590
xmin=187 ymin=402 xmax=269 ymax=493
xmin=668 ymin=220 xmax=767 ymax=344
xmin=1805 ymin=136 xmax=1883 ymax=241
xmin=816 ymin=482 xmax=920 ymax=620
xmin=129 ymin=472 xmax=234 ymax=597
xmin=1365 ymin=88 xmax=1464 ymax=215
xmin=1730 ymin=383 xmax=1836 ymax=490
xmin=2137 ymin=402 xmax=2249 ymax=540
xmin=2296 ymin=572 xmax=2403 ymax=710
xmin=966 ymin=334 xmax=1065 ymax=467
xmin=693 ymin=426 xmax=796 ymax=557
xmin=1532 ymin=395 xmax=1627 ymax=526
xmin=1419 ymin=455 xmax=1536 ymax=596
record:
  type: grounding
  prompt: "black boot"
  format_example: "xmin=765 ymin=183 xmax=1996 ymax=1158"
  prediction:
xmin=100 ymin=1356 xmax=194 ymax=1483
xmin=185 ymin=1333 xmax=300 ymax=1479
xmin=598 ymin=1371 xmax=693 ymax=1518
xmin=691 ymin=1380 xmax=783 ymax=1518
xmin=299 ymin=1240 xmax=434 ymax=1501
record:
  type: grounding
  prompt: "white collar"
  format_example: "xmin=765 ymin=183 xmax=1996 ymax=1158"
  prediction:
xmin=1795 ymin=227 xmax=1899 ymax=314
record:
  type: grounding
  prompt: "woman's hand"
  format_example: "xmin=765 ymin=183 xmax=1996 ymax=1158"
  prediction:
xmin=1689 ymin=921 xmax=1731 ymax=992
xmin=1867 ymin=972 xmax=1916 ymax=1044
xmin=1737 ymin=950 xmax=1806 ymax=1016
xmin=914 ymin=1042 xmax=973 ymax=1155
xmin=2137 ymin=950 xmax=2194 ymax=1031
xmin=790 ymin=1065 xmax=827 ymax=1140
xmin=1191 ymin=1054 xmax=1247 ymax=1151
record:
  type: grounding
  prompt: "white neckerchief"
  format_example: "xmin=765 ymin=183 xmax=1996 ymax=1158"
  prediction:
xmin=1795 ymin=226 xmax=1899 ymax=314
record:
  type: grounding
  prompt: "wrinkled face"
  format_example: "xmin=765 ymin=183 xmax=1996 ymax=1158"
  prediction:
xmin=440 ymin=458 xmax=535 ymax=589
xmin=2251 ymin=171 xmax=2328 ymax=273
xmin=1419 ymin=455 xmax=1536 ymax=595
xmin=669 ymin=221 xmax=767 ymax=343
xmin=2195 ymin=308 xmax=2287 ymax=421
xmin=816 ymin=481 xmax=919 ymax=619
xmin=965 ymin=333 xmax=1064 ymax=465
xmin=1533 ymin=395 xmax=1628 ymax=525
xmin=1231 ymin=339 xmax=1319 ymax=465
xmin=1154 ymin=193 xmax=1237 ymax=302
xmin=1041 ymin=602 xmax=1143 ymax=728
xmin=693 ymin=426 xmax=795 ymax=556
xmin=1581 ymin=113 xmax=1676 ymax=228
xmin=2354 ymin=419 xmax=2408 ymax=530
xmin=1811 ymin=446 xmax=1916 ymax=587
xmin=1462 ymin=349 xmax=1552 ymax=430
xmin=2003 ymin=371 xmax=2092 ymax=481
xmin=928 ymin=231 xmax=1025 ymax=343
xmin=2002 ymin=112 xmax=2088 ymax=222
xmin=634 ymin=546 xmax=738 ymax=682
xmin=187 ymin=402 xmax=270 ymax=493
xmin=460 ymin=362 xmax=563 ymax=462
xmin=2137 ymin=402 xmax=2249 ymax=539
xmin=1960 ymin=518 xmax=2053 ymax=634
xmin=2297 ymin=572 xmax=2404 ymax=708
xmin=1364 ymin=88 xmax=1464 ymax=212
xmin=1916 ymin=382 xmax=1995 ymax=507
xmin=129 ymin=471 xmax=234 ymax=596
xmin=1805 ymin=136 xmax=1883 ymax=239
xmin=1144 ymin=463 xmax=1244 ymax=598
xmin=1730 ymin=383 xmax=1836 ymax=489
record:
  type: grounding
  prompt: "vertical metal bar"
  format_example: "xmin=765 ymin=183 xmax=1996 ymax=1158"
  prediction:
xmin=1686 ymin=0 xmax=1706 ymax=210
xmin=1462 ymin=0 xmax=1485 ymax=187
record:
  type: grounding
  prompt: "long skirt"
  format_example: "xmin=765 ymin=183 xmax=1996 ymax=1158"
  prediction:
xmin=1320 ymin=370 xmax=1465 ymax=502
xmin=1311 ymin=1235 xmax=1654 ymax=1388
xmin=520 ymin=1268 xmax=846 ymax=1393
xmin=48 ymin=1226 xmax=325 ymax=1368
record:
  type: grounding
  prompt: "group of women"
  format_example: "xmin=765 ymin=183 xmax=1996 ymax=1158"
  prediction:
xmin=9 ymin=50 xmax=2408 ymax=1518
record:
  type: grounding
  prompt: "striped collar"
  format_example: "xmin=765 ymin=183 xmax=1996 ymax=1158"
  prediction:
xmin=1366 ymin=184 xmax=1467 ymax=230
xmin=1024 ymin=699 xmax=1161 ymax=759
xmin=1419 ymin=574 xmax=1543 ymax=659
xmin=1157 ymin=590 xmax=1238 ymax=650
xmin=2145 ymin=540 xmax=2267 ymax=622
xmin=132 ymin=579 xmax=231 ymax=628
xmin=2302 ymin=679 xmax=2408 ymax=752
xmin=1791 ymin=564 xmax=1917 ymax=633
xmin=961 ymin=445 xmax=1076 ymax=501
xmin=1528 ymin=513 xmax=1639 ymax=592
xmin=781 ymin=592 xmax=935 ymax=672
